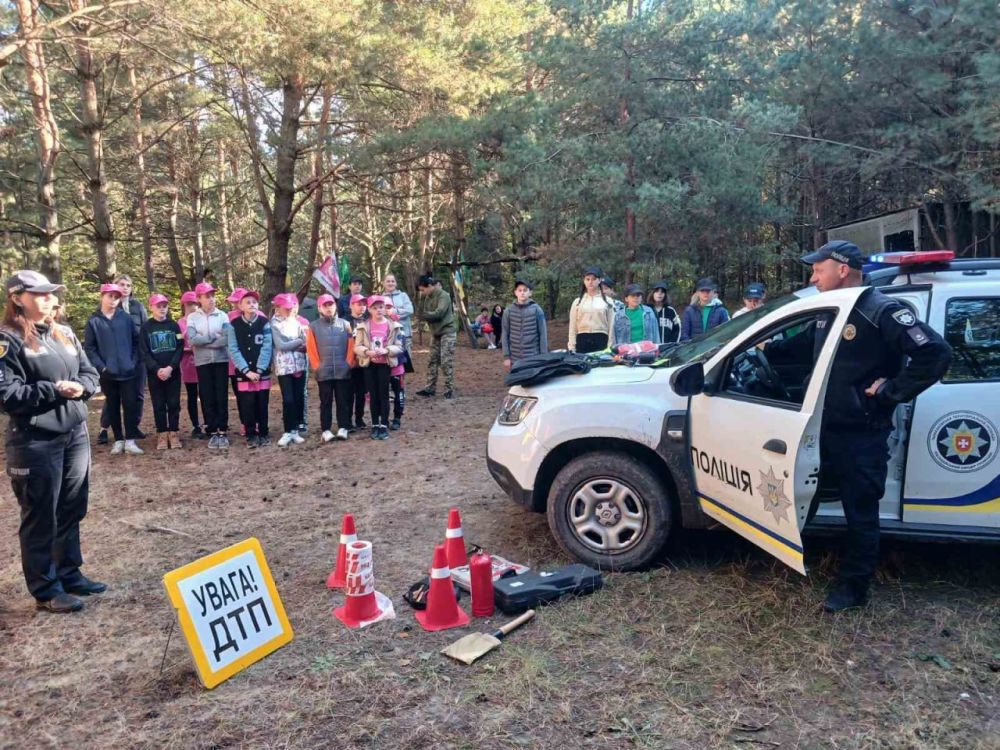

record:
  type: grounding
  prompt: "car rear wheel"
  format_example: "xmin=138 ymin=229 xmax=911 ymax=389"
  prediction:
xmin=546 ymin=451 xmax=672 ymax=571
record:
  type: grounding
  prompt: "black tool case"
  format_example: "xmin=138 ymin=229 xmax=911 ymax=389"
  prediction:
xmin=493 ymin=564 xmax=604 ymax=614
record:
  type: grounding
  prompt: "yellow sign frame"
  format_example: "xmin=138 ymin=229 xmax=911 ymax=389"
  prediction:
xmin=163 ymin=537 xmax=294 ymax=689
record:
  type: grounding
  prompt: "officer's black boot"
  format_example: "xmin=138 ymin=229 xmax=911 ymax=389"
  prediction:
xmin=823 ymin=579 xmax=869 ymax=613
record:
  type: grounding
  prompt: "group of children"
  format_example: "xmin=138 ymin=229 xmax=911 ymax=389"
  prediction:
xmin=84 ymin=280 xmax=412 ymax=454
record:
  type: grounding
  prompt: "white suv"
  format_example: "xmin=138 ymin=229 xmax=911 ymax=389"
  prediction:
xmin=487 ymin=253 xmax=1000 ymax=572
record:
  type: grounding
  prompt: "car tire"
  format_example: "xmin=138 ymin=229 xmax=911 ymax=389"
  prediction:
xmin=546 ymin=451 xmax=672 ymax=571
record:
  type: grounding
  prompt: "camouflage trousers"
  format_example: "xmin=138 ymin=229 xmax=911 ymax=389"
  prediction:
xmin=426 ymin=332 xmax=456 ymax=392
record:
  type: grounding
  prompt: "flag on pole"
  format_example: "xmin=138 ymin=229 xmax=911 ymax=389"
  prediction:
xmin=313 ymin=255 xmax=341 ymax=298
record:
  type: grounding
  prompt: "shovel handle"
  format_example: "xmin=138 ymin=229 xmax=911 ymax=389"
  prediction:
xmin=495 ymin=609 xmax=535 ymax=639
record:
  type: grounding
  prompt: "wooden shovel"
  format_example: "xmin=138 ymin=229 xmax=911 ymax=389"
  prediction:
xmin=441 ymin=609 xmax=536 ymax=665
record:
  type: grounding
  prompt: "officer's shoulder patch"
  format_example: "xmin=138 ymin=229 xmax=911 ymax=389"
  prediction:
xmin=0 ymin=338 xmax=9 ymax=359
xmin=891 ymin=308 xmax=916 ymax=327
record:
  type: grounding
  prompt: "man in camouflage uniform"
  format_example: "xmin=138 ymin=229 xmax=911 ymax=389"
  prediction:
xmin=415 ymin=275 xmax=457 ymax=399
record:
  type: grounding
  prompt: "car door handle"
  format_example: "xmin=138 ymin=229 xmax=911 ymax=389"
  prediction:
xmin=763 ymin=439 xmax=787 ymax=455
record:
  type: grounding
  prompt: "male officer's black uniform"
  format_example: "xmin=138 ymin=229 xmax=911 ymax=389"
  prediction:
xmin=767 ymin=241 xmax=951 ymax=610
xmin=1 ymin=271 xmax=104 ymax=612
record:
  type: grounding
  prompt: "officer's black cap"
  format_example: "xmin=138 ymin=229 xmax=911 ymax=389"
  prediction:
xmin=349 ymin=276 xmax=364 ymax=285
xmin=583 ymin=266 xmax=603 ymax=278
xmin=5 ymin=270 xmax=65 ymax=295
xmin=624 ymin=283 xmax=644 ymax=297
xmin=601 ymin=276 xmax=616 ymax=288
xmin=650 ymin=279 xmax=669 ymax=292
xmin=417 ymin=274 xmax=436 ymax=288
xmin=744 ymin=283 xmax=766 ymax=299
xmin=801 ymin=240 xmax=866 ymax=270
xmin=513 ymin=278 xmax=533 ymax=291
xmin=695 ymin=277 xmax=718 ymax=291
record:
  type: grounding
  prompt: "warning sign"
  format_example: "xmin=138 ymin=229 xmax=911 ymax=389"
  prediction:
xmin=163 ymin=538 xmax=293 ymax=689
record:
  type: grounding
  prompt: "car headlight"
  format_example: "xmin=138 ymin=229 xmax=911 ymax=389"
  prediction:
xmin=497 ymin=394 xmax=537 ymax=426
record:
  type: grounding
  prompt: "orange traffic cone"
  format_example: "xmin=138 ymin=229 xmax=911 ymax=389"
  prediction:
xmin=333 ymin=540 xmax=394 ymax=628
xmin=326 ymin=513 xmax=357 ymax=589
xmin=444 ymin=507 xmax=468 ymax=570
xmin=415 ymin=544 xmax=470 ymax=632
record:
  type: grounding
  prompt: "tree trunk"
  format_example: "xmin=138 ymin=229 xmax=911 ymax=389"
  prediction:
xmin=127 ymin=66 xmax=155 ymax=290
xmin=216 ymin=143 xmax=235 ymax=289
xmin=69 ymin=0 xmax=115 ymax=280
xmin=943 ymin=199 xmax=959 ymax=253
xmin=262 ymin=74 xmax=304 ymax=303
xmin=300 ymin=84 xmax=332 ymax=297
xmin=15 ymin=0 xmax=60 ymax=280
xmin=165 ymin=148 xmax=189 ymax=290
xmin=450 ymin=154 xmax=477 ymax=348
xmin=621 ymin=0 xmax=636 ymax=283
xmin=187 ymin=80 xmax=204 ymax=282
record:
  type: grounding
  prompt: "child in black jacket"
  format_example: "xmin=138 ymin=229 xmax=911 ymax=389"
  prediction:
xmin=140 ymin=294 xmax=184 ymax=450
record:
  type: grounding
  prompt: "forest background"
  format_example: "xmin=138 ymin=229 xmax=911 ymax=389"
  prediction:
xmin=2 ymin=0 xmax=998 ymax=327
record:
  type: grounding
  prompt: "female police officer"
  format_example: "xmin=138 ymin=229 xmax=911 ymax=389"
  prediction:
xmin=0 ymin=271 xmax=105 ymax=613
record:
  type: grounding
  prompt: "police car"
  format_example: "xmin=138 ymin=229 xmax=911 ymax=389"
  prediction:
xmin=487 ymin=251 xmax=1000 ymax=572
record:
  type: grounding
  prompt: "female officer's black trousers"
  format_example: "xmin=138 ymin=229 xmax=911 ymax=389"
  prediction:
xmin=7 ymin=422 xmax=91 ymax=600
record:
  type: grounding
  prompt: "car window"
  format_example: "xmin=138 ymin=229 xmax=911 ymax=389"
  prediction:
xmin=943 ymin=297 xmax=1000 ymax=382
xmin=716 ymin=313 xmax=829 ymax=409
xmin=660 ymin=293 xmax=802 ymax=367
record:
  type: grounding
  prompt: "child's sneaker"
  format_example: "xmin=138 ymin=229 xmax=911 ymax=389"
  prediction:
xmin=378 ymin=426 xmax=389 ymax=440
xmin=124 ymin=440 xmax=144 ymax=455
xmin=97 ymin=429 xmax=109 ymax=445
xmin=247 ymin=436 xmax=259 ymax=448
xmin=277 ymin=433 xmax=294 ymax=447
xmin=191 ymin=426 xmax=204 ymax=440
xmin=110 ymin=440 xmax=125 ymax=455
xmin=168 ymin=432 xmax=183 ymax=450
xmin=291 ymin=431 xmax=305 ymax=444
xmin=217 ymin=434 xmax=230 ymax=449
xmin=390 ymin=418 xmax=401 ymax=431
xmin=298 ymin=424 xmax=307 ymax=435
xmin=156 ymin=434 xmax=169 ymax=451
xmin=370 ymin=426 xmax=379 ymax=440
xmin=321 ymin=430 xmax=335 ymax=443
xmin=336 ymin=428 xmax=349 ymax=440
xmin=257 ymin=436 xmax=270 ymax=447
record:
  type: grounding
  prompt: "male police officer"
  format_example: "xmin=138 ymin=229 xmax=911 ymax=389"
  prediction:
xmin=766 ymin=240 xmax=951 ymax=612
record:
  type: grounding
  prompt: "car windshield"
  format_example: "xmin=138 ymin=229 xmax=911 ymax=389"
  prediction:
xmin=659 ymin=294 xmax=803 ymax=367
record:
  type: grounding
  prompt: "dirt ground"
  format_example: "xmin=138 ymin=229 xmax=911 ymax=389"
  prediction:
xmin=1 ymin=326 xmax=998 ymax=749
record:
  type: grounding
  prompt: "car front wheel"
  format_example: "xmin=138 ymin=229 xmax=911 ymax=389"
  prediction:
xmin=546 ymin=451 xmax=672 ymax=571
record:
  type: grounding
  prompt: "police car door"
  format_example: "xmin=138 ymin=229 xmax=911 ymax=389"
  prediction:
xmin=687 ymin=288 xmax=864 ymax=574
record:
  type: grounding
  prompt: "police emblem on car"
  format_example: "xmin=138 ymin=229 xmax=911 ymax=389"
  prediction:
xmin=927 ymin=411 xmax=997 ymax=473
xmin=892 ymin=309 xmax=916 ymax=326
xmin=756 ymin=466 xmax=791 ymax=523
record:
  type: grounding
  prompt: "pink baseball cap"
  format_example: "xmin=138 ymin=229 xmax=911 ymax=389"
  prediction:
xmin=180 ymin=291 xmax=198 ymax=304
xmin=317 ymin=294 xmax=336 ymax=306
xmin=366 ymin=295 xmax=386 ymax=307
xmin=226 ymin=287 xmax=248 ymax=303
xmin=349 ymin=294 xmax=367 ymax=305
xmin=271 ymin=292 xmax=296 ymax=309
xmin=100 ymin=283 xmax=123 ymax=296
xmin=194 ymin=282 xmax=216 ymax=296
xmin=148 ymin=293 xmax=169 ymax=306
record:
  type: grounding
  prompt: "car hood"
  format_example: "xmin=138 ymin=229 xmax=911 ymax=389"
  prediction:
xmin=509 ymin=362 xmax=667 ymax=397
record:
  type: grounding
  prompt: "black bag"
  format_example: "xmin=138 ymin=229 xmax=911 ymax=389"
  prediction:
xmin=504 ymin=352 xmax=592 ymax=387
xmin=493 ymin=564 xmax=604 ymax=614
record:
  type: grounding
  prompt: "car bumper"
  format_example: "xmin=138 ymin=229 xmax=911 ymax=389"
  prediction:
xmin=487 ymin=424 xmax=547 ymax=510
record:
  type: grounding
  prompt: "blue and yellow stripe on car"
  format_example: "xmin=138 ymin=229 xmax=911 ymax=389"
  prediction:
xmin=698 ymin=493 xmax=806 ymax=574
xmin=904 ymin=474 xmax=1000 ymax=514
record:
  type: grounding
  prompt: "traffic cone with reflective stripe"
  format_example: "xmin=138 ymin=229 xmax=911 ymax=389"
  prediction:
xmin=415 ymin=544 xmax=469 ymax=632
xmin=333 ymin=540 xmax=395 ymax=628
xmin=444 ymin=507 xmax=468 ymax=570
xmin=326 ymin=513 xmax=357 ymax=589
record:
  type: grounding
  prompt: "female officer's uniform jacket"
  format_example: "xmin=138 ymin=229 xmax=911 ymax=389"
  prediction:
xmin=0 ymin=323 xmax=100 ymax=432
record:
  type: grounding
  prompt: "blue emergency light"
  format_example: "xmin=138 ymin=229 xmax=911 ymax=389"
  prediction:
xmin=864 ymin=249 xmax=955 ymax=273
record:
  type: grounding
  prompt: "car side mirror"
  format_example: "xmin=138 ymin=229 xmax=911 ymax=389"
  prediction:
xmin=671 ymin=362 xmax=705 ymax=396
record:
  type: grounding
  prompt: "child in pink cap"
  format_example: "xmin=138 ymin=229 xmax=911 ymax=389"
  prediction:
xmin=177 ymin=291 xmax=205 ymax=438
xmin=186 ymin=282 xmax=231 ymax=448
xmin=270 ymin=293 xmax=308 ymax=446
xmin=347 ymin=293 xmax=369 ymax=430
xmin=139 ymin=294 xmax=183 ymax=449
xmin=353 ymin=295 xmax=403 ymax=440
xmin=226 ymin=290 xmax=272 ymax=447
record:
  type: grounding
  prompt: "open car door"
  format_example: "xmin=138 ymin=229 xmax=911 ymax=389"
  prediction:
xmin=685 ymin=288 xmax=864 ymax=573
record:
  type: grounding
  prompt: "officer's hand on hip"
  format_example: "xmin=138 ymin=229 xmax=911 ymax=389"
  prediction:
xmin=864 ymin=377 xmax=887 ymax=396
